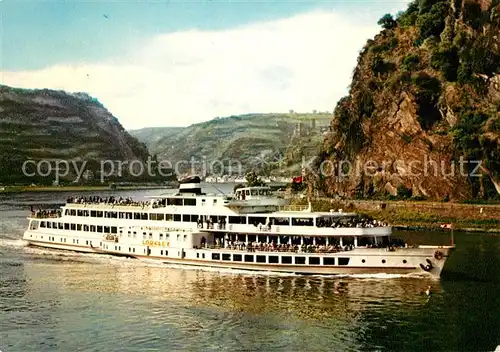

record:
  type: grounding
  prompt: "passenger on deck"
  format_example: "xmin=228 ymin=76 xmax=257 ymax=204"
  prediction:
xmin=65 ymin=196 xmax=151 ymax=208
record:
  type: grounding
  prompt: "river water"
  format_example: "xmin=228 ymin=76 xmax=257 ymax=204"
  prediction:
xmin=0 ymin=187 xmax=499 ymax=351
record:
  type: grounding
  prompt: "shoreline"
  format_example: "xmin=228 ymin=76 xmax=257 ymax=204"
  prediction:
xmin=302 ymin=197 xmax=500 ymax=234
xmin=393 ymin=225 xmax=500 ymax=234
xmin=0 ymin=185 xmax=174 ymax=194
xmin=1 ymin=187 xmax=498 ymax=233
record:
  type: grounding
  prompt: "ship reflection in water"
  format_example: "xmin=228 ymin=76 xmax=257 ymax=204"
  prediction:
xmin=1 ymin=190 xmax=499 ymax=351
xmin=2 ymin=253 xmax=469 ymax=352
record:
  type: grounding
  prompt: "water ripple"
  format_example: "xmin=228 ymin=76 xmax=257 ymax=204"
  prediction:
xmin=0 ymin=191 xmax=499 ymax=351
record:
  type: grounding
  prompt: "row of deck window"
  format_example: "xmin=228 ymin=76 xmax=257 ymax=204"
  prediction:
xmin=39 ymin=221 xmax=118 ymax=234
xmin=154 ymin=198 xmax=199 ymax=206
xmin=36 ymin=221 xmax=192 ymax=244
xmin=63 ymin=209 xmax=317 ymax=226
xmin=166 ymin=198 xmax=197 ymax=206
xmin=204 ymin=253 xmax=350 ymax=266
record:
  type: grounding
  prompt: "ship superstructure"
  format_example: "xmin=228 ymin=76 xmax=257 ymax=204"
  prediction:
xmin=23 ymin=177 xmax=454 ymax=277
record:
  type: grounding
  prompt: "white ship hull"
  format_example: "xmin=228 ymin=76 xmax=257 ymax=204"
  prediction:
xmin=23 ymin=182 xmax=455 ymax=278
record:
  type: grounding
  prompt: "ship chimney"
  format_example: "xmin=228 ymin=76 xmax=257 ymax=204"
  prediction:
xmin=179 ymin=175 xmax=202 ymax=194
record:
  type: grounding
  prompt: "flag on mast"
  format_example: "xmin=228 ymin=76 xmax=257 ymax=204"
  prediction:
xmin=441 ymin=224 xmax=455 ymax=246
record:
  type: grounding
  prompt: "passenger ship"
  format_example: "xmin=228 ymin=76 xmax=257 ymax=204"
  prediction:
xmin=23 ymin=177 xmax=454 ymax=277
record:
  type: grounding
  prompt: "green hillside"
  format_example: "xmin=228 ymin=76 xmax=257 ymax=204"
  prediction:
xmin=127 ymin=127 xmax=183 ymax=151
xmin=129 ymin=113 xmax=331 ymax=176
xmin=0 ymin=85 xmax=158 ymax=185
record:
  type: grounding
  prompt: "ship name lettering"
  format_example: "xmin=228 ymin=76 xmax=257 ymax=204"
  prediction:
xmin=142 ymin=240 xmax=169 ymax=247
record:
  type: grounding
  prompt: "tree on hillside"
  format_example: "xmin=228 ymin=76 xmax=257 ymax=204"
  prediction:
xmin=246 ymin=171 xmax=265 ymax=187
xmin=378 ymin=13 xmax=397 ymax=29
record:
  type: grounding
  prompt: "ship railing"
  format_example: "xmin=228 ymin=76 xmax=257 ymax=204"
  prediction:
xmin=65 ymin=203 xmax=150 ymax=210
xmin=195 ymin=244 xmax=354 ymax=254
xmin=200 ymin=224 xmax=391 ymax=236
xmin=195 ymin=243 xmax=405 ymax=253
xmin=29 ymin=211 xmax=61 ymax=219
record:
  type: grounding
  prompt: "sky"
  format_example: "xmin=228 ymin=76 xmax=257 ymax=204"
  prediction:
xmin=1 ymin=0 xmax=411 ymax=129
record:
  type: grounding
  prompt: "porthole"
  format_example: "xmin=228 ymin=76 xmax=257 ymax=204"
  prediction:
xmin=361 ymin=259 xmax=366 ymax=263
xmin=403 ymin=259 xmax=407 ymax=264
xmin=382 ymin=259 xmax=386 ymax=264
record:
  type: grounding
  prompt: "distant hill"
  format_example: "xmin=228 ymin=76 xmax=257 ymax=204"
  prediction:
xmin=129 ymin=113 xmax=332 ymax=176
xmin=0 ymin=85 xmax=172 ymax=185
xmin=127 ymin=127 xmax=183 ymax=151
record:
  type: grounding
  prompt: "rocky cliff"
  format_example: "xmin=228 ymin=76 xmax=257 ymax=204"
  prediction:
xmin=0 ymin=85 xmax=152 ymax=184
xmin=311 ymin=0 xmax=500 ymax=201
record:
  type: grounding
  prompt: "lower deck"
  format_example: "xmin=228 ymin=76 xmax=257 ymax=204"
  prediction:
xmin=23 ymin=230 xmax=453 ymax=277
xmin=27 ymin=239 xmax=427 ymax=275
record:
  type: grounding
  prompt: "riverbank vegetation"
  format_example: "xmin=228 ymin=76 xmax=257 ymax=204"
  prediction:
xmin=0 ymin=184 xmax=170 ymax=194
xmin=291 ymin=197 xmax=500 ymax=232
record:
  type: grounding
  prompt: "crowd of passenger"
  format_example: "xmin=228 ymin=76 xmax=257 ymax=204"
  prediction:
xmin=237 ymin=241 xmax=353 ymax=253
xmin=198 ymin=218 xmax=227 ymax=230
xmin=66 ymin=196 xmax=149 ymax=208
xmin=199 ymin=237 xmax=408 ymax=253
xmin=389 ymin=238 xmax=407 ymax=248
xmin=31 ymin=209 xmax=61 ymax=218
xmin=152 ymin=199 xmax=167 ymax=208
xmin=316 ymin=217 xmax=388 ymax=228
xmin=202 ymin=240 xmax=358 ymax=253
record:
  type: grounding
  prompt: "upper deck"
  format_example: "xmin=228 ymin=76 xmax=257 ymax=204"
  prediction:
xmin=65 ymin=202 xmax=150 ymax=211
xmin=28 ymin=195 xmax=390 ymax=238
xmin=60 ymin=184 xmax=289 ymax=215
xmin=198 ymin=210 xmax=391 ymax=237
xmin=27 ymin=178 xmax=390 ymax=238
xmin=226 ymin=186 xmax=288 ymax=210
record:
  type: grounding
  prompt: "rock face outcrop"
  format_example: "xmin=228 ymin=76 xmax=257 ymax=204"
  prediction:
xmin=311 ymin=0 xmax=500 ymax=201
xmin=0 ymin=85 xmax=151 ymax=184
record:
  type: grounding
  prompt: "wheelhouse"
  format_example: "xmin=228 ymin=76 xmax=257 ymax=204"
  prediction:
xmin=233 ymin=187 xmax=272 ymax=200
